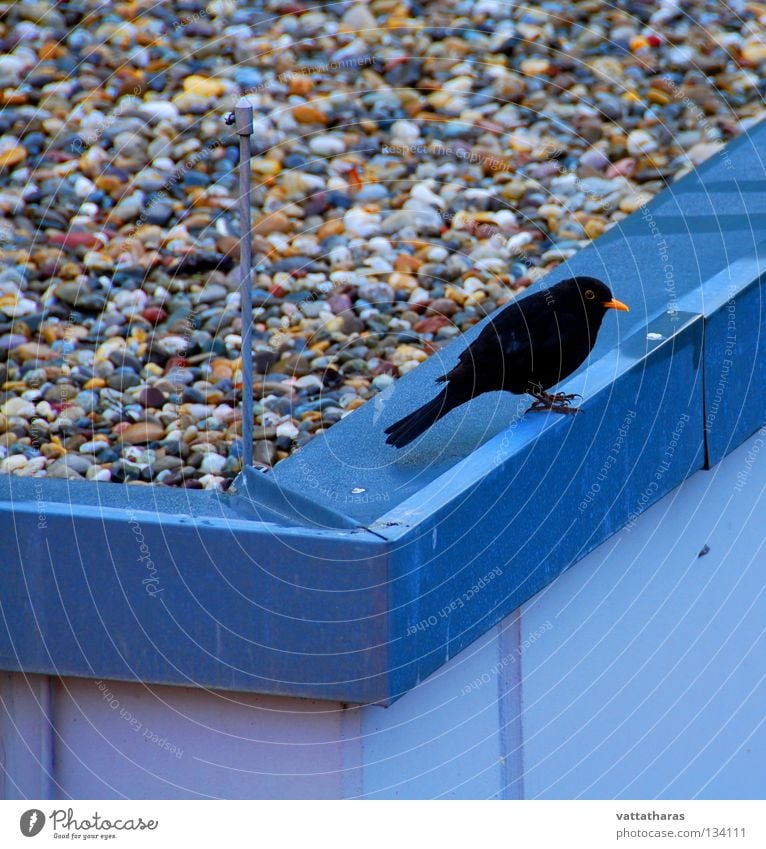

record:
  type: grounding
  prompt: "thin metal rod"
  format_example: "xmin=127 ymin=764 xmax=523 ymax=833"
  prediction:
xmin=235 ymin=99 xmax=254 ymax=468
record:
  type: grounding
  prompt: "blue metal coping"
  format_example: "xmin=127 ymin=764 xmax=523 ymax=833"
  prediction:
xmin=1 ymin=121 xmax=765 ymax=704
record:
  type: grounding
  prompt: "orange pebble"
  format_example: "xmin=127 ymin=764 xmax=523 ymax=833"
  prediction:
xmin=288 ymin=76 xmax=313 ymax=96
xmin=38 ymin=41 xmax=60 ymax=61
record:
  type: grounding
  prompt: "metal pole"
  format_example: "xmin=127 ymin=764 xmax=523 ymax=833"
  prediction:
xmin=235 ymin=99 xmax=254 ymax=468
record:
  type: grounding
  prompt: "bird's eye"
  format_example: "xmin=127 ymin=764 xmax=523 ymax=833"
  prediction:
xmin=584 ymin=290 xmax=595 ymax=300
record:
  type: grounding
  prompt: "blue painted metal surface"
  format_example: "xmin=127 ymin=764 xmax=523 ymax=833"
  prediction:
xmin=1 ymin=122 xmax=766 ymax=704
xmin=678 ymin=249 xmax=766 ymax=467
xmin=0 ymin=476 xmax=391 ymax=704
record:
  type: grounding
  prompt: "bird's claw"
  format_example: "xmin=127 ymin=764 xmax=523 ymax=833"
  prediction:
xmin=526 ymin=391 xmax=583 ymax=415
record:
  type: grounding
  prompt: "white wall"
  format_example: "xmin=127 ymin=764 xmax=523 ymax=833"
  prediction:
xmin=520 ymin=429 xmax=766 ymax=799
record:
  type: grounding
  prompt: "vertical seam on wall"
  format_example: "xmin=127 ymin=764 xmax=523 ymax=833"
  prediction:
xmin=340 ymin=704 xmax=364 ymax=799
xmin=497 ymin=611 xmax=524 ymax=799
xmin=40 ymin=675 xmax=55 ymax=800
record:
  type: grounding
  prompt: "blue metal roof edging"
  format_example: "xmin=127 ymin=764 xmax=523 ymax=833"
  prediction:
xmin=0 ymin=475 xmax=393 ymax=704
xmin=1 ymin=121 xmax=766 ymax=704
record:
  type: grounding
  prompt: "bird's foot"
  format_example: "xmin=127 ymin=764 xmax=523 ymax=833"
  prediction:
xmin=526 ymin=391 xmax=582 ymax=415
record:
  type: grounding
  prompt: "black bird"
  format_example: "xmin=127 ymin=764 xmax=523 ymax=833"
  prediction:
xmin=384 ymin=276 xmax=628 ymax=448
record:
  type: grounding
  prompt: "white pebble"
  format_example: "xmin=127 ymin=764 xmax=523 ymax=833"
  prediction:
xmin=182 ymin=403 xmax=214 ymax=422
xmin=344 ymin=208 xmax=381 ymax=237
xmin=2 ymin=398 xmax=35 ymax=417
xmin=410 ymin=183 xmax=445 ymax=208
xmin=199 ymin=473 xmax=225 ymax=490
xmin=408 ymin=286 xmax=430 ymax=305
xmin=139 ymin=101 xmax=180 ymax=122
xmin=276 ymin=422 xmax=299 ymax=440
xmin=35 ymin=401 xmax=53 ymax=419
xmin=627 ymin=129 xmax=658 ymax=156
xmin=372 ymin=374 xmax=395 ymax=390
xmin=17 ymin=456 xmax=47 ymax=476
xmin=213 ymin=404 xmax=237 ymax=424
xmin=200 ymin=453 xmax=226 ymax=474
xmin=427 ymin=246 xmax=448 ymax=261
xmin=1 ymin=455 xmax=27 ymax=473
xmin=160 ymin=335 xmax=189 ymax=355
xmin=330 ymin=246 xmax=353 ymax=268
xmin=390 ymin=119 xmax=420 ymax=144
xmin=367 ymin=236 xmax=394 ymax=255
xmin=74 ymin=175 xmax=96 ymax=198
xmin=0 ymin=297 xmax=38 ymax=317
xmin=79 ymin=441 xmax=105 ymax=453
xmin=506 ymin=232 xmax=534 ymax=252
xmin=309 ymin=135 xmax=346 ymax=156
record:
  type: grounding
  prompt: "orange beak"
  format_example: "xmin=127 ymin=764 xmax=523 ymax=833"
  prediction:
xmin=602 ymin=297 xmax=629 ymax=312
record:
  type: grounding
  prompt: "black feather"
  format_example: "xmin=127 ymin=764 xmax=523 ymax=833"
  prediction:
xmin=384 ymin=386 xmax=466 ymax=448
xmin=383 ymin=277 xmax=627 ymax=449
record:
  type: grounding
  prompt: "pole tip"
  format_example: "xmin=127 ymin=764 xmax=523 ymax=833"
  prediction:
xmin=234 ymin=98 xmax=254 ymax=135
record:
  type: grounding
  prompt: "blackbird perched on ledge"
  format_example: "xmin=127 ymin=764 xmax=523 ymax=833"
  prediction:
xmin=384 ymin=276 xmax=629 ymax=448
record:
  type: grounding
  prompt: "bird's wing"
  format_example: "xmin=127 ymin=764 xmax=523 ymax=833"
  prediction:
xmin=437 ymin=292 xmax=553 ymax=385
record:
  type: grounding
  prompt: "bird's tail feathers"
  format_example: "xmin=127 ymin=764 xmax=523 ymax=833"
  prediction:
xmin=384 ymin=387 xmax=462 ymax=448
